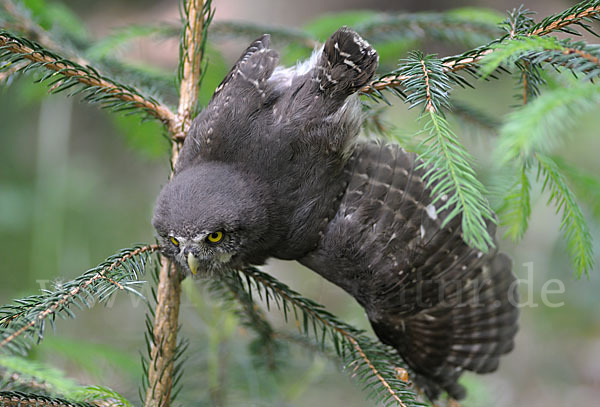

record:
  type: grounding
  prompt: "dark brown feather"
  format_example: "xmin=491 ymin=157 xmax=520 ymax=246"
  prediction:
xmin=300 ymin=141 xmax=519 ymax=400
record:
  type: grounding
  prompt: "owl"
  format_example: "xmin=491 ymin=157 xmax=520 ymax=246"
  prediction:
xmin=152 ymin=28 xmax=519 ymax=400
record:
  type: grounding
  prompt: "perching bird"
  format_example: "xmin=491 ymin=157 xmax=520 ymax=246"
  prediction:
xmin=152 ymin=27 xmax=519 ymax=401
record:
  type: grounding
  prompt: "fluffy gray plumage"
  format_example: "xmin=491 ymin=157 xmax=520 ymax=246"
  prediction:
xmin=152 ymin=27 xmax=519 ymax=401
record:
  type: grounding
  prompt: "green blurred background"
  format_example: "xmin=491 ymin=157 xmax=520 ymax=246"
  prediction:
xmin=1 ymin=0 xmax=600 ymax=406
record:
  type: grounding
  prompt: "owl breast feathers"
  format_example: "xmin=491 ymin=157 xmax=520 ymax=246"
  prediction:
xmin=152 ymin=27 xmax=519 ymax=401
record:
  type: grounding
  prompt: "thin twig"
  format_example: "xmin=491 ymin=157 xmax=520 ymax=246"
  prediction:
xmin=420 ymin=59 xmax=434 ymax=112
xmin=347 ymin=336 xmax=407 ymax=407
xmin=562 ymin=46 xmax=600 ymax=66
xmin=2 ymin=371 xmax=53 ymax=394
xmin=0 ymin=0 xmax=72 ymax=62
xmin=174 ymin=0 xmax=209 ymax=142
xmin=144 ymin=1 xmax=209 ymax=406
xmin=530 ymin=4 xmax=600 ymax=36
xmin=0 ymin=33 xmax=177 ymax=129
xmin=100 ymin=275 xmax=125 ymax=290
xmin=0 ymin=244 xmax=159 ymax=352
xmin=441 ymin=48 xmax=494 ymax=73
xmin=361 ymin=4 xmax=600 ymax=95
xmin=143 ymin=261 xmax=183 ymax=407
xmin=0 ymin=392 xmax=93 ymax=407
xmin=523 ymin=45 xmax=600 ymax=84
xmin=360 ymin=49 xmax=494 ymax=95
xmin=362 ymin=75 xmax=407 ymax=93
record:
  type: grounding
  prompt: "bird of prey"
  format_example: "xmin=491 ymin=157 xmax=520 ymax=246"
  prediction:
xmin=152 ymin=27 xmax=519 ymax=400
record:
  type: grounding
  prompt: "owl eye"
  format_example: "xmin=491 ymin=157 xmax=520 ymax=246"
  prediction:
xmin=207 ymin=231 xmax=224 ymax=244
xmin=169 ymin=236 xmax=180 ymax=247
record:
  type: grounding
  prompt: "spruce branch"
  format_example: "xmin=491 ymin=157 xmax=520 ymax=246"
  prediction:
xmin=0 ymin=31 xmax=176 ymax=129
xmin=442 ymin=1 xmax=600 ymax=75
xmin=0 ymin=0 xmax=101 ymax=92
xmin=141 ymin=255 xmax=189 ymax=407
xmin=553 ymin=156 xmax=600 ymax=220
xmin=478 ymin=35 xmax=565 ymax=78
xmin=0 ymin=357 xmax=135 ymax=407
xmin=397 ymin=52 xmax=495 ymax=251
xmin=1 ymin=359 xmax=58 ymax=396
xmin=174 ymin=0 xmax=213 ymax=141
xmin=0 ymin=356 xmax=78 ymax=396
xmin=519 ymin=57 xmax=549 ymax=103
xmin=217 ymin=274 xmax=279 ymax=369
xmin=361 ymin=48 xmax=499 ymax=97
xmin=503 ymin=6 xmax=536 ymax=38
xmin=0 ymin=244 xmax=158 ymax=356
xmin=72 ymin=386 xmax=135 ymax=407
xmin=420 ymin=112 xmax=495 ymax=251
xmin=142 ymin=260 xmax=185 ymax=407
xmin=536 ymin=41 xmax=600 ymax=80
xmin=1 ymin=371 xmax=53 ymax=395
xmin=441 ymin=47 xmax=496 ymax=74
xmin=1 ymin=0 xmax=598 ymax=405
xmin=498 ymin=164 xmax=532 ymax=241
xmin=144 ymin=2 xmax=213 ymax=406
xmin=529 ymin=0 xmax=600 ymax=36
xmin=562 ymin=44 xmax=600 ymax=68
xmin=362 ymin=2 xmax=600 ymax=95
xmin=480 ymin=35 xmax=600 ymax=86
xmin=2 ymin=1 xmax=179 ymax=111
xmin=0 ymin=392 xmax=95 ymax=407
xmin=0 ymin=0 xmax=72 ymax=61
xmin=496 ymin=81 xmax=600 ymax=166
xmin=234 ymin=268 xmax=423 ymax=407
xmin=346 ymin=336 xmax=407 ymax=407
xmin=537 ymin=154 xmax=594 ymax=277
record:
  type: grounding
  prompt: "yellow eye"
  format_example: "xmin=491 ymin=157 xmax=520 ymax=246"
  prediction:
xmin=170 ymin=236 xmax=179 ymax=247
xmin=207 ymin=231 xmax=224 ymax=243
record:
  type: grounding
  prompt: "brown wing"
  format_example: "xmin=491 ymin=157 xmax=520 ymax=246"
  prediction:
xmin=212 ymin=34 xmax=279 ymax=100
xmin=300 ymin=141 xmax=519 ymax=400
xmin=176 ymin=34 xmax=280 ymax=172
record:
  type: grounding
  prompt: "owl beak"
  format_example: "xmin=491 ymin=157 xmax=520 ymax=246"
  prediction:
xmin=187 ymin=252 xmax=200 ymax=275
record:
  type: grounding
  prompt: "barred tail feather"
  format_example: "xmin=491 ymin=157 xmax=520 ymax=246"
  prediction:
xmin=371 ymin=252 xmax=519 ymax=400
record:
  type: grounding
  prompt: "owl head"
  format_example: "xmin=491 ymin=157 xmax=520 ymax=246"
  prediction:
xmin=152 ymin=162 xmax=277 ymax=275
